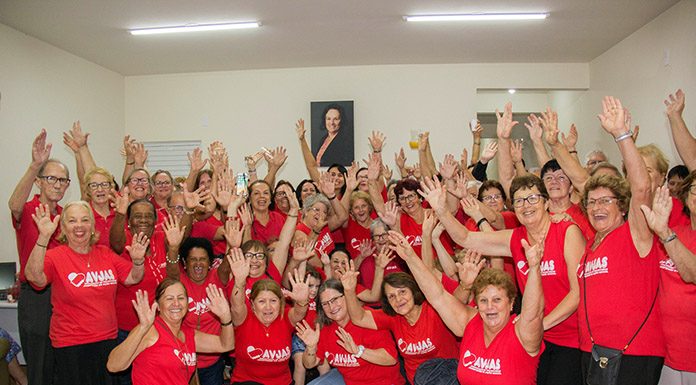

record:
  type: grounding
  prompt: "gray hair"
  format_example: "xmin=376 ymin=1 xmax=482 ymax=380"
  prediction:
xmin=302 ymin=193 xmax=333 ymax=216
xmin=369 ymin=218 xmax=390 ymax=236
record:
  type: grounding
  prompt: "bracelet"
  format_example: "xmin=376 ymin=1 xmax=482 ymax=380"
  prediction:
xmin=184 ymin=209 xmax=195 ymax=215
xmin=166 ymin=255 xmax=180 ymax=264
xmin=126 ymin=161 xmax=135 ymax=165
xmin=373 ymin=149 xmax=382 ymax=153
xmin=354 ymin=345 xmax=365 ymax=359
xmin=35 ymin=242 xmax=48 ymax=248
xmin=287 ymin=213 xmax=298 ymax=218
xmin=326 ymin=195 xmax=337 ymax=200
xmin=614 ymin=131 xmax=634 ymax=142
xmin=132 ymin=259 xmax=145 ymax=266
xmin=295 ymin=300 xmax=309 ymax=307
xmin=459 ymin=283 xmax=472 ymax=291
xmin=569 ymin=150 xmax=578 ymax=154
xmin=660 ymin=232 xmax=677 ymax=244
xmin=220 ymin=318 xmax=233 ymax=327
xmin=312 ymin=229 xmax=321 ymax=235
xmin=476 ymin=217 xmax=489 ymax=228
xmin=248 ymin=169 xmax=257 ymax=173
xmin=474 ymin=141 xmax=481 ymax=145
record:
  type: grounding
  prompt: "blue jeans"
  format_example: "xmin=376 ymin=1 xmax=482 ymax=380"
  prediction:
xmin=197 ymin=356 xmax=225 ymax=385
xmin=307 ymin=368 xmax=346 ymax=385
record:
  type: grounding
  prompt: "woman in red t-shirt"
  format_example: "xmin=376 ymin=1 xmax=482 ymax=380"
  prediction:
xmin=25 ymin=201 xmax=148 ymax=385
xmin=107 ymin=278 xmax=235 ymax=385
xmin=82 ymin=168 xmax=117 ymax=248
xmin=390 ymin=231 xmax=545 ymax=385
xmin=294 ymin=190 xmax=348 ymax=267
xmin=295 ymin=279 xmax=405 ymax=385
xmin=227 ymin=250 xmax=310 ymax=385
xmin=344 ymin=271 xmax=459 ymax=383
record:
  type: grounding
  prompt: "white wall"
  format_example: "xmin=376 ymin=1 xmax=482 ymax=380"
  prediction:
xmin=0 ymin=24 xmax=124 ymax=263
xmin=125 ymin=63 xmax=588 ymax=184
xmin=568 ymin=0 xmax=696 ymax=166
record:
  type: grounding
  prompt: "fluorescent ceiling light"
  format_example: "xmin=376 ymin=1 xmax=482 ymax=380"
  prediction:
xmin=130 ymin=22 xmax=260 ymax=35
xmin=405 ymin=13 xmax=548 ymax=22
xmin=508 ymin=89 xmax=516 ymax=94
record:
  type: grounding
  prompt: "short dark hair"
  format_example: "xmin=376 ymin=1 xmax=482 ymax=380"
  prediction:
xmin=315 ymin=279 xmax=345 ymax=326
xmin=582 ymin=174 xmax=630 ymax=215
xmin=478 ymin=180 xmax=507 ymax=202
xmin=321 ymin=104 xmax=345 ymax=131
xmin=296 ymin=179 xmax=318 ymax=208
xmin=380 ymin=273 xmax=426 ymax=316
xmin=180 ymin=237 xmax=214 ymax=265
xmin=126 ymin=198 xmax=157 ymax=221
xmin=471 ymin=269 xmax=516 ymax=303
xmin=509 ymin=175 xmax=548 ymax=201
xmin=678 ymin=170 xmax=696 ymax=217
xmin=540 ymin=159 xmax=562 ymax=179
xmin=394 ymin=179 xmax=422 ymax=203
xmin=155 ymin=277 xmax=187 ymax=303
xmin=668 ymin=165 xmax=689 ymax=180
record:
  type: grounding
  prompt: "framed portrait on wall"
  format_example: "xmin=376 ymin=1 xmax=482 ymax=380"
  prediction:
xmin=310 ymin=100 xmax=354 ymax=167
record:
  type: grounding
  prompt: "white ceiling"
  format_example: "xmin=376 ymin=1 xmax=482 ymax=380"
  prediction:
xmin=0 ymin=0 xmax=679 ymax=76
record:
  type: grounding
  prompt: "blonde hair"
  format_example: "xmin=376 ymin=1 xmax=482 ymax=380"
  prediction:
xmin=83 ymin=167 xmax=114 ymax=200
xmin=637 ymin=144 xmax=669 ymax=176
xmin=58 ymin=200 xmax=99 ymax=245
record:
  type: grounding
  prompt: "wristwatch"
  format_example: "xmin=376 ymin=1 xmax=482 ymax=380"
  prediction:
xmin=354 ymin=345 xmax=365 ymax=359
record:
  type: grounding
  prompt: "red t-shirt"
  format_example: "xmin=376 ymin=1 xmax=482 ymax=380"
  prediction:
xmin=371 ymin=301 xmax=459 ymax=382
xmin=400 ymin=213 xmax=453 ymax=258
xmin=550 ymin=203 xmax=595 ymax=243
xmin=577 ymin=221 xmax=664 ymax=356
xmin=115 ymin=230 xmax=168 ymax=331
xmin=457 ymin=316 xmax=542 ymax=385
xmin=658 ymin=224 xmax=696 ymax=371
xmin=464 ymin=211 xmax=520 ymax=288
xmin=316 ymin=321 xmax=404 ymax=385
xmin=296 ymin=222 xmax=335 ymax=256
xmin=39 ymin=245 xmax=132 ymax=347
xmin=132 ymin=317 xmax=197 ymax=385
xmin=231 ymin=308 xmax=295 ymax=385
xmin=251 ymin=211 xmax=286 ymax=244
xmin=150 ymin=197 xmax=169 ymax=229
xmin=13 ymin=195 xmax=63 ymax=282
xmin=226 ymin=264 xmax=283 ymax=305
xmin=669 ymin=197 xmax=691 ymax=228
xmin=341 ymin=217 xmax=372 ymax=259
xmin=91 ymin=203 xmax=115 ymax=248
xmin=358 ymin=254 xmax=406 ymax=290
xmin=191 ymin=216 xmax=227 ymax=256
xmin=509 ymin=221 xmax=579 ymax=348
xmin=180 ymin=268 xmax=228 ymax=368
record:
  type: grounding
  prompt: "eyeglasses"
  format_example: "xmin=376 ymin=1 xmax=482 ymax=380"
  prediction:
xmin=309 ymin=206 xmax=327 ymax=216
xmin=168 ymin=205 xmax=185 ymax=213
xmin=154 ymin=180 xmax=172 ymax=187
xmin=481 ymin=194 xmax=502 ymax=203
xmin=398 ymin=194 xmax=419 ymax=204
xmin=320 ymin=294 xmax=344 ymax=308
xmin=275 ymin=192 xmax=287 ymax=198
xmin=88 ymin=182 xmax=111 ymax=190
xmin=512 ymin=194 xmax=543 ymax=208
xmin=244 ymin=252 xmax=266 ymax=261
xmin=372 ymin=233 xmax=388 ymax=241
xmin=543 ymin=174 xmax=568 ymax=183
xmin=129 ymin=177 xmax=149 ymax=185
xmin=38 ymin=175 xmax=71 ymax=185
xmin=585 ymin=196 xmax=618 ymax=208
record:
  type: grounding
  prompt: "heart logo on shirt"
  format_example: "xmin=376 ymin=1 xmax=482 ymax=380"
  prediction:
xmin=516 ymin=260 xmax=530 ymax=275
xmin=462 ymin=350 xmax=477 ymax=367
xmin=68 ymin=272 xmax=85 ymax=287
xmin=247 ymin=346 xmax=264 ymax=360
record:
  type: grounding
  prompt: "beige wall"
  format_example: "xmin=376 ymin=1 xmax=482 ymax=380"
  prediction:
xmin=0 ymin=24 xmax=124 ymax=264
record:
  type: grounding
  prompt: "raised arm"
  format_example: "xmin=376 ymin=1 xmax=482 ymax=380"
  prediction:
xmin=24 ymin=204 xmax=60 ymax=288
xmin=496 ymin=103 xmax=518 ymax=197
xmin=542 ymin=109 xmax=590 ymax=192
xmin=194 ymin=284 xmax=235 ymax=353
xmin=107 ymin=290 xmax=156 ymax=372
xmin=9 ymin=130 xmax=51 ymax=221
xmin=184 ymin=148 xmax=208 ymax=192
xmin=524 ymin=114 xmax=552 ymax=168
xmin=295 ymin=321 xmax=322 ymax=369
xmin=388 ymin=231 xmax=476 ymax=337
xmin=263 ymin=146 xmax=288 ymax=188
xmin=63 ymin=121 xmax=97 ymax=198
xmin=342 ymin=266 xmax=378 ymax=330
xmin=227 ymin=250 xmax=250 ymax=326
xmin=109 ymin=187 xmax=130 ymax=254
xmin=287 ymin=269 xmax=310 ymax=325
xmin=318 ymin=172 xmax=348 ymax=231
xmin=366 ymin=154 xmax=386 ymax=215
xmin=641 ymin=185 xmax=696 ymax=283
xmin=336 ymin=326 xmax=396 ymax=366
xmin=469 ymin=120 xmax=483 ymax=164
xmin=515 ymin=239 xmax=545 ymax=356
xmin=665 ymin=90 xmax=696 ymax=170
xmin=296 ymin=119 xmax=322 ymax=184
xmin=123 ymin=232 xmax=148 ymax=286
xmin=598 ymin=97 xmax=653 ymax=256
xmin=431 ymin=223 xmax=458 ymax=278
xmin=163 ymin=215 xmax=185 ymax=280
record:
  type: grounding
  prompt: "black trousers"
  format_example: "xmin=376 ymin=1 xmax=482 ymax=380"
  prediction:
xmin=537 ymin=340 xmax=583 ymax=385
xmin=581 ymin=351 xmax=664 ymax=385
xmin=18 ymin=282 xmax=53 ymax=385
xmin=53 ymin=339 xmax=117 ymax=385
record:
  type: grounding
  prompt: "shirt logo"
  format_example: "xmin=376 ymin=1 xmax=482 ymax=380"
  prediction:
xmin=173 ymin=349 xmax=196 ymax=367
xmin=462 ymin=350 xmax=501 ymax=375
xmin=517 ymin=259 xmax=556 ymax=276
xmin=316 ymin=233 xmax=333 ymax=253
xmin=398 ymin=338 xmax=435 ymax=355
xmin=578 ymin=256 xmax=608 ymax=278
xmin=405 ymin=235 xmax=423 ymax=247
xmin=325 ymin=351 xmax=359 ymax=367
xmin=188 ymin=297 xmax=210 ymax=315
xmin=246 ymin=346 xmax=290 ymax=362
xmin=659 ymin=258 xmax=678 ymax=273
xmin=67 ymin=269 xmax=117 ymax=288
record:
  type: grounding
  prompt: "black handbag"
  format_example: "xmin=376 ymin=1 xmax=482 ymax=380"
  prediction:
xmin=582 ymin=254 xmax=658 ymax=385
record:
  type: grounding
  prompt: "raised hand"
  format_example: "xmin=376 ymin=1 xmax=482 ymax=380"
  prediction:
xmin=387 ymin=230 xmax=418 ymax=261
xmin=540 ymin=108 xmax=560 ymax=146
xmin=640 ymin=185 xmax=673 ymax=238
xmin=292 ymin=239 xmax=317 ymax=262
xmin=212 ymin=169 xmax=233 ymax=208
xmin=366 ymin=153 xmax=382 ymax=181
xmin=112 ymin=187 xmax=130 ymax=215
xmin=133 ymin=142 xmax=148 ymax=167
xmin=227 ymin=248 xmax=250 ymax=281
xmin=395 ymin=148 xmax=407 ymax=171
xmin=460 ymin=195 xmax=483 ymax=219
xmin=381 ymin=164 xmax=393 ymax=181
xmin=31 ymin=129 xmax=52 ymax=167
xmin=163 ymin=215 xmax=185 ymax=248
xmin=368 ymin=130 xmax=386 ymax=152
xmin=455 ymin=249 xmax=486 ymax=288
xmin=480 ymin=141 xmax=498 ymax=164
xmin=510 ymin=140 xmax=523 ymax=165
xmin=375 ymin=248 xmax=395 ymax=270
xmin=664 ymin=89 xmax=685 ymax=118
xmin=377 ymin=200 xmax=399 ymax=227
xmin=63 ymin=121 xmax=89 ymax=152
xmin=31 ymin=204 xmax=60 ymax=238
xmin=418 ymin=177 xmax=447 ymax=214
xmin=460 ymin=148 xmax=469 ymax=171
xmin=438 ymin=154 xmax=458 ymax=180
xmin=496 ymin=102 xmax=518 ymax=139
xmin=524 ymin=114 xmax=543 ymax=142
xmin=335 ymin=327 xmax=359 ymax=355
xmin=418 ymin=132 xmax=430 ymax=152
xmin=288 ymin=268 xmax=310 ymax=304
xmin=561 ymin=124 xmax=579 ymax=150
xmin=183 ymin=184 xmax=209 ymax=212
xmin=344 ymin=163 xmax=358 ymax=193
xmin=357 ymin=239 xmax=376 ymax=260
xmin=266 ymin=146 xmax=288 ymax=169
xmin=206 ymin=284 xmax=232 ymax=322
xmin=244 ymin=150 xmax=264 ymax=170
xmin=122 ymin=135 xmax=136 ymax=161
xmin=187 ymin=147 xmax=208 ymax=173
xmin=597 ymin=96 xmax=627 ymax=137
xmin=339 ymin=260 xmax=360 ymax=291
xmin=318 ymin=171 xmax=336 ymax=196
xmin=422 ymin=210 xmax=439 ymax=236
xmin=295 ymin=119 xmax=307 ymax=139
xmin=132 ymin=290 xmax=157 ymax=328
xmin=432 ymin=222 xmax=445 ymax=240
xmin=237 ymin=204 xmax=253 ymax=227
xmin=126 ymin=232 xmax=149 ymax=266
xmin=223 ymin=217 xmax=245 ymax=249
xmin=520 ymin=238 xmax=543 ymax=269
xmin=295 ymin=320 xmax=320 ymax=347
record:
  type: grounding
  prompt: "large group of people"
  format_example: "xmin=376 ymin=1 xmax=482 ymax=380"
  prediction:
xmin=7 ymin=90 xmax=696 ymax=385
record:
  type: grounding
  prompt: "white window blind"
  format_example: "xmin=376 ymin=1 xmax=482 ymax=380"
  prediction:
xmin=143 ymin=140 xmax=201 ymax=178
